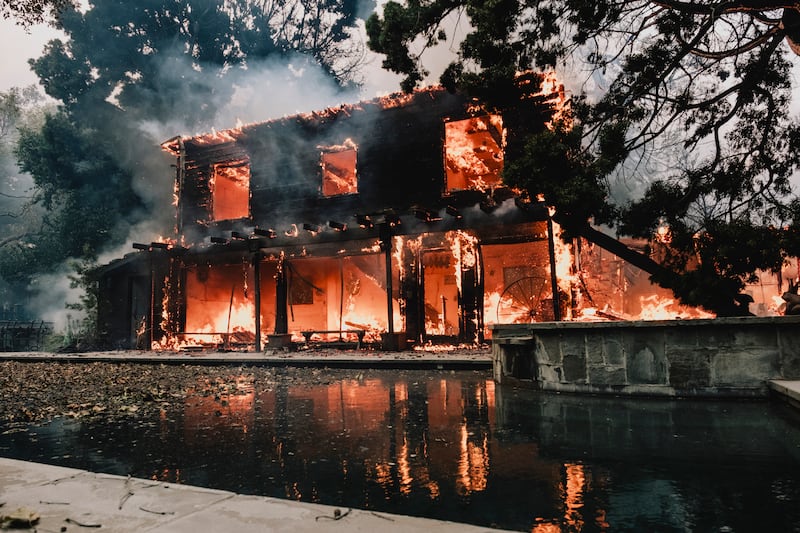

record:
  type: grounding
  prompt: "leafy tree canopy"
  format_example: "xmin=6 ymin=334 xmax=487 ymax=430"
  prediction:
xmin=1 ymin=0 xmax=74 ymax=26
xmin=367 ymin=1 xmax=800 ymax=315
xmin=5 ymin=0 xmax=372 ymax=323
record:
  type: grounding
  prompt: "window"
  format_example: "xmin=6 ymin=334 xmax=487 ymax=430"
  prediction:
xmin=320 ymin=139 xmax=357 ymax=196
xmin=210 ymin=159 xmax=250 ymax=220
xmin=444 ymin=114 xmax=504 ymax=192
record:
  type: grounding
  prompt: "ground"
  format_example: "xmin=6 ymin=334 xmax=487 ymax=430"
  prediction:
xmin=0 ymin=346 xmax=492 ymax=424
xmin=0 ymin=361 xmax=266 ymax=423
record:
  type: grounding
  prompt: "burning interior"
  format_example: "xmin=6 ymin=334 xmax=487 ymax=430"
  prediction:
xmin=95 ymin=85 xmax=786 ymax=352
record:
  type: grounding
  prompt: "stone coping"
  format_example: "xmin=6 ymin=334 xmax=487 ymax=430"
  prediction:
xmin=490 ymin=315 xmax=800 ymax=332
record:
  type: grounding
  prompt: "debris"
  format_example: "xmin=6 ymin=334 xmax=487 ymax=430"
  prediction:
xmin=369 ymin=511 xmax=395 ymax=521
xmin=315 ymin=508 xmax=351 ymax=521
xmin=65 ymin=517 xmax=102 ymax=528
xmin=0 ymin=506 xmax=40 ymax=528
xmin=119 ymin=476 xmax=134 ymax=509
xmin=138 ymin=507 xmax=175 ymax=515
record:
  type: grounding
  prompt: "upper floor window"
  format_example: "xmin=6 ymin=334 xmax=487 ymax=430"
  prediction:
xmin=320 ymin=139 xmax=357 ymax=196
xmin=210 ymin=159 xmax=250 ymax=221
xmin=444 ymin=114 xmax=504 ymax=192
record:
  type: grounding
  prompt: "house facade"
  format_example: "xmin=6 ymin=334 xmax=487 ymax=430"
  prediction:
xmin=96 ymin=86 xmax=572 ymax=351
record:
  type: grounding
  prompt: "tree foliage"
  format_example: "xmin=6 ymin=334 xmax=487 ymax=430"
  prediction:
xmin=5 ymin=0 xmax=371 ymax=323
xmin=367 ymin=0 xmax=800 ymax=314
xmin=1 ymin=0 xmax=74 ymax=26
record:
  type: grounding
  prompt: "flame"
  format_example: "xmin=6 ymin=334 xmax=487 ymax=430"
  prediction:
xmin=549 ymin=220 xmax=574 ymax=291
xmin=191 ymin=127 xmax=243 ymax=146
xmin=444 ymin=114 xmax=504 ymax=192
xmin=635 ymin=295 xmax=714 ymax=321
xmin=528 ymin=71 xmax=570 ymax=130
xmin=172 ymin=178 xmax=179 ymax=207
xmin=655 ymin=219 xmax=672 ymax=244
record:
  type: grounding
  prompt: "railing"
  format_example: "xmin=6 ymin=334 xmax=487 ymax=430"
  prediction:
xmin=0 ymin=321 xmax=54 ymax=352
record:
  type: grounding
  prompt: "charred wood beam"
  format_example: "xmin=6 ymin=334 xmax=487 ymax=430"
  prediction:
xmin=355 ymin=215 xmax=374 ymax=229
xmin=413 ymin=207 xmax=441 ymax=223
xmin=380 ymin=223 xmax=395 ymax=336
xmin=254 ymin=253 xmax=262 ymax=351
xmin=275 ymin=258 xmax=288 ymax=335
xmin=547 ymin=216 xmax=562 ymax=321
xmin=565 ymin=221 xmax=750 ymax=317
xmin=566 ymin=222 xmax=678 ymax=286
xmin=446 ymin=205 xmax=462 ymax=219
xmin=254 ymin=228 xmax=277 ymax=239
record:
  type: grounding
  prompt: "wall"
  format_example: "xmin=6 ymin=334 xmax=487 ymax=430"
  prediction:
xmin=491 ymin=316 xmax=800 ymax=397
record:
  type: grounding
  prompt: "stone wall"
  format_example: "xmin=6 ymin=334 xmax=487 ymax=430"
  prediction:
xmin=491 ymin=316 xmax=800 ymax=397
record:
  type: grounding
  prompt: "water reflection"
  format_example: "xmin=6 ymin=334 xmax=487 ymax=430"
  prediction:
xmin=1 ymin=368 xmax=800 ymax=532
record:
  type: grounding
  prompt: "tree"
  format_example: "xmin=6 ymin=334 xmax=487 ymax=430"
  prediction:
xmin=366 ymin=1 xmax=800 ymax=315
xmin=0 ymin=87 xmax=51 ymax=316
xmin=1 ymin=0 xmax=74 ymax=26
xmin=6 ymin=0 xmax=371 ymax=325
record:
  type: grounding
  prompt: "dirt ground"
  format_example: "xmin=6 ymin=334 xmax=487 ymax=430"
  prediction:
xmin=0 ymin=361 xmax=366 ymax=425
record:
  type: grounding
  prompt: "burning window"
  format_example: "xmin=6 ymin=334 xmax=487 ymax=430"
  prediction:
xmin=444 ymin=115 xmax=504 ymax=192
xmin=320 ymin=139 xmax=357 ymax=196
xmin=210 ymin=159 xmax=250 ymax=221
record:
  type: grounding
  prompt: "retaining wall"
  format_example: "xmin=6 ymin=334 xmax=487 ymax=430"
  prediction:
xmin=491 ymin=316 xmax=800 ymax=397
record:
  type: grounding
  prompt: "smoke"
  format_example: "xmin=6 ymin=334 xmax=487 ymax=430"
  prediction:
xmin=89 ymin=49 xmax=375 ymax=277
xmin=26 ymin=264 xmax=84 ymax=332
xmin=219 ymin=54 xmax=358 ymax=130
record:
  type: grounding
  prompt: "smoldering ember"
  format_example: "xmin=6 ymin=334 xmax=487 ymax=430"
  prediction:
xmin=92 ymin=76 xmax=791 ymax=355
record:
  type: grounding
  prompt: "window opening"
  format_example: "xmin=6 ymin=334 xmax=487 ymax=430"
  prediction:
xmin=210 ymin=158 xmax=250 ymax=220
xmin=320 ymin=139 xmax=357 ymax=196
xmin=444 ymin=114 xmax=504 ymax=192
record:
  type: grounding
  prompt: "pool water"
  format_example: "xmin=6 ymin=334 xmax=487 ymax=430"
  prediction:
xmin=1 ymin=368 xmax=799 ymax=532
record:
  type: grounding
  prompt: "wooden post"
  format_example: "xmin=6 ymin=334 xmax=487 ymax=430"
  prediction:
xmin=253 ymin=252 xmax=261 ymax=351
xmin=547 ymin=215 xmax=562 ymax=321
xmin=380 ymin=224 xmax=395 ymax=336
xmin=275 ymin=256 xmax=288 ymax=334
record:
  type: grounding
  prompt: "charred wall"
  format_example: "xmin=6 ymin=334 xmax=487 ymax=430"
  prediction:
xmin=96 ymin=251 xmax=170 ymax=350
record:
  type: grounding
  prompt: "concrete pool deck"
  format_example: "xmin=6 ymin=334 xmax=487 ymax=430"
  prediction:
xmin=0 ymin=458 xmax=503 ymax=532
xmin=768 ymin=380 xmax=800 ymax=409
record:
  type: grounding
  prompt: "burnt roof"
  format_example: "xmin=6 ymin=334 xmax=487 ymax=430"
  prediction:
xmin=161 ymin=86 xmax=455 ymax=155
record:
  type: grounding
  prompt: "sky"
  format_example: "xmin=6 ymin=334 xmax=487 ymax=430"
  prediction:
xmin=0 ymin=19 xmax=62 ymax=92
xmin=0 ymin=14 xmax=434 ymax=106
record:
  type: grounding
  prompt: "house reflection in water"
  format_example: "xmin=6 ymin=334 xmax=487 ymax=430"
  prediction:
xmin=174 ymin=371 xmax=604 ymax=530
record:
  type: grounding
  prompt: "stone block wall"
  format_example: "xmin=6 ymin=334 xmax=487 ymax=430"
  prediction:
xmin=491 ymin=316 xmax=800 ymax=397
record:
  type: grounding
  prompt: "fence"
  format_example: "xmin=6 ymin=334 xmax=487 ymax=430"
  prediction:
xmin=0 ymin=321 xmax=54 ymax=351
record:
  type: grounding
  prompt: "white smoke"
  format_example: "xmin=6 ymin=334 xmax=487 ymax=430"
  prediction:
xmin=26 ymin=265 xmax=85 ymax=333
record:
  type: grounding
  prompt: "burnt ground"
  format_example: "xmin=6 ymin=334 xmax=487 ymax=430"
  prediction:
xmin=0 ymin=361 xmax=369 ymax=425
xmin=0 ymin=353 xmax=491 ymax=426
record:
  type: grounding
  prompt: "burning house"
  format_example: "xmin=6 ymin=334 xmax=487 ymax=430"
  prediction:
xmin=97 ymin=82 xmax=751 ymax=352
xmin=96 ymin=84 xmax=563 ymax=351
